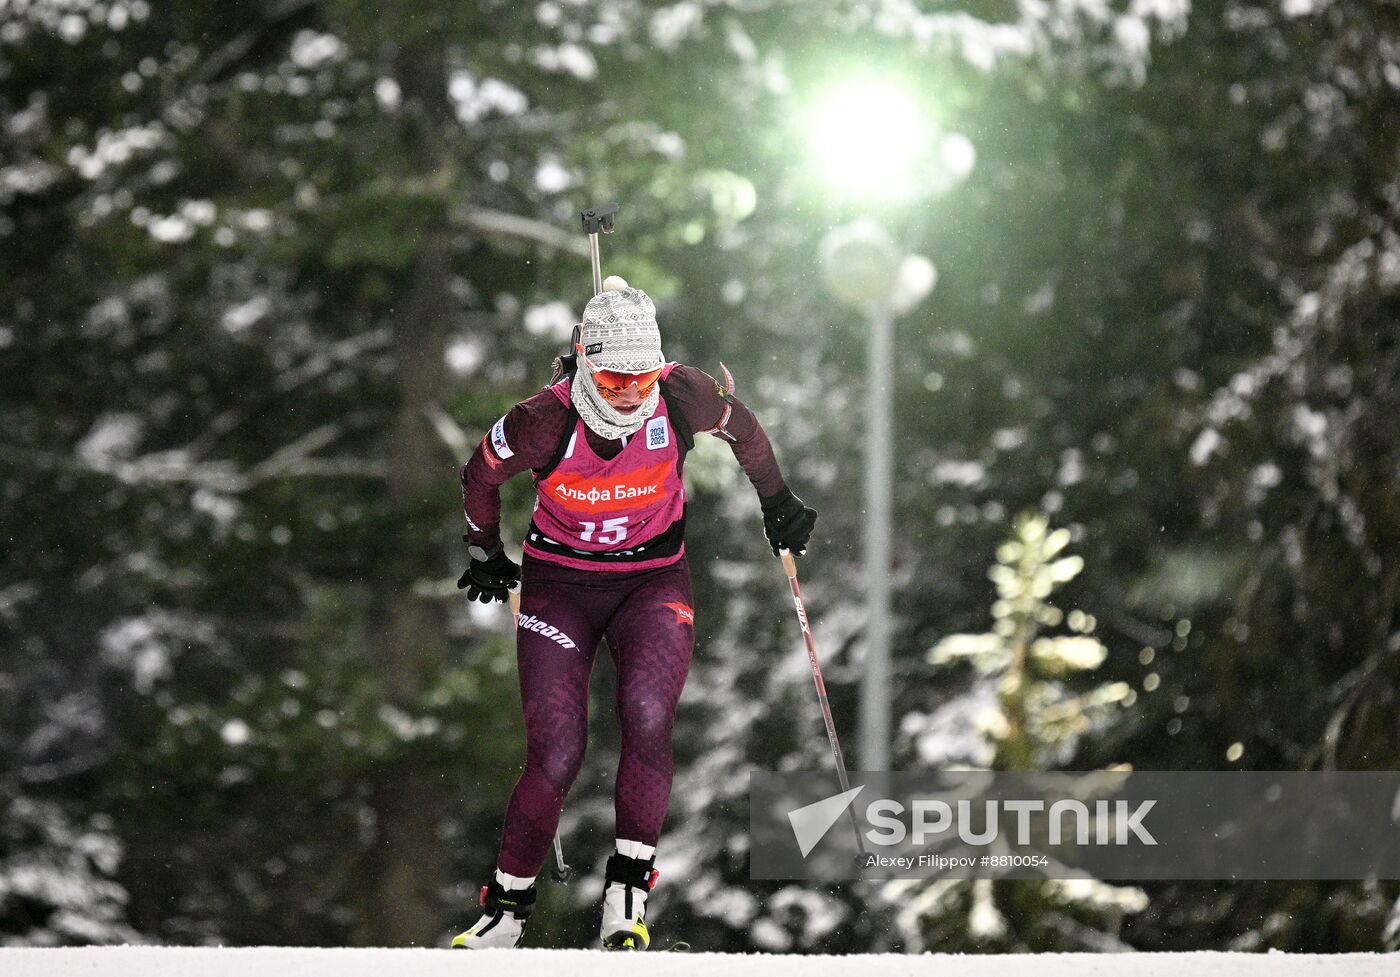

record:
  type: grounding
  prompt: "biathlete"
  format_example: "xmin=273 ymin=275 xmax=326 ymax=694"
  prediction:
xmin=451 ymin=277 xmax=816 ymax=950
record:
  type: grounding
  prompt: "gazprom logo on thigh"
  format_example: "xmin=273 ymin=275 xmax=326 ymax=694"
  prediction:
xmin=517 ymin=612 xmax=577 ymax=650
xmin=646 ymin=416 xmax=669 ymax=450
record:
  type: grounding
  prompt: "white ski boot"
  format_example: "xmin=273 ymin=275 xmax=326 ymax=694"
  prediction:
xmin=599 ymin=846 xmax=658 ymax=951
xmin=450 ymin=875 xmax=536 ymax=949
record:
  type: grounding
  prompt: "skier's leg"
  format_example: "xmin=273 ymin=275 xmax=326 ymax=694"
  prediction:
xmin=456 ymin=571 xmax=605 ymax=950
xmin=598 ymin=560 xmax=695 ymax=949
xmin=607 ymin=559 xmax=695 ymax=844
xmin=498 ymin=580 xmax=603 ymax=878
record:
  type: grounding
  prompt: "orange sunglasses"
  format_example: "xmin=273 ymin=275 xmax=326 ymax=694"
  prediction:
xmin=576 ymin=344 xmax=662 ymax=402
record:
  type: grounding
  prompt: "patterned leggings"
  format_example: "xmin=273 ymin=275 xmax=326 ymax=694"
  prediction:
xmin=495 ymin=555 xmax=695 ymax=878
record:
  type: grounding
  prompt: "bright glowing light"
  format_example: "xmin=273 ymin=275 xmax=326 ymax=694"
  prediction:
xmin=940 ymin=133 xmax=977 ymax=181
xmin=806 ymin=80 xmax=932 ymax=199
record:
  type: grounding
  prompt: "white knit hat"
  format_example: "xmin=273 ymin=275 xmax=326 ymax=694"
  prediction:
xmin=578 ymin=276 xmax=664 ymax=374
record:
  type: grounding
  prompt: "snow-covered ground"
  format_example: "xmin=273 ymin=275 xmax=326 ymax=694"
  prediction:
xmin=1 ymin=948 xmax=1395 ymax=976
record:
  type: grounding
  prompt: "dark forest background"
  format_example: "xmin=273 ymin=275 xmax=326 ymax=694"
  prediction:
xmin=3 ymin=0 xmax=1398 ymax=953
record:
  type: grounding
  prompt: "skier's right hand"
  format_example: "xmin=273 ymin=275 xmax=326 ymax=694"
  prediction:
xmin=457 ymin=538 xmax=521 ymax=604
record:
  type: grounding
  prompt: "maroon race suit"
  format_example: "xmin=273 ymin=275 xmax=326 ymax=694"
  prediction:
xmin=461 ymin=363 xmax=787 ymax=877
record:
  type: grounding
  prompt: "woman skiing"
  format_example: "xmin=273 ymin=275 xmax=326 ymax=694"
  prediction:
xmin=451 ymin=277 xmax=817 ymax=950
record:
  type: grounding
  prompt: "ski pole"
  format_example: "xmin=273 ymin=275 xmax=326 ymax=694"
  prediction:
xmin=550 ymin=836 xmax=573 ymax=883
xmin=777 ymin=547 xmax=868 ymax=860
xmin=506 ymin=584 xmax=576 ymax=883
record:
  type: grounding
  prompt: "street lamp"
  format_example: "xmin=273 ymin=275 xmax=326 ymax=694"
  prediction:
xmin=804 ymin=78 xmax=953 ymax=770
xmin=820 ymin=221 xmax=934 ymax=772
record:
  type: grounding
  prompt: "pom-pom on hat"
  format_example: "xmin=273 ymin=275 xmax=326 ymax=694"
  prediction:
xmin=578 ymin=276 xmax=664 ymax=374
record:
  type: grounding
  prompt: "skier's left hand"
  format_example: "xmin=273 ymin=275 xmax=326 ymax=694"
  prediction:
xmin=760 ymin=487 xmax=818 ymax=557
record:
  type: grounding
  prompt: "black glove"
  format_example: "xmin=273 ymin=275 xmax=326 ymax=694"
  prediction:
xmin=456 ymin=538 xmax=521 ymax=604
xmin=760 ymin=487 xmax=818 ymax=557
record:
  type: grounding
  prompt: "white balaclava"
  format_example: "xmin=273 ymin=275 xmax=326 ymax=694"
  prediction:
xmin=571 ymin=276 xmax=665 ymax=440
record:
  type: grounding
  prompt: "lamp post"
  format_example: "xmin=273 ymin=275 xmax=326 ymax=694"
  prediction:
xmin=803 ymin=76 xmax=958 ymax=770
xmin=821 ymin=221 xmax=933 ymax=771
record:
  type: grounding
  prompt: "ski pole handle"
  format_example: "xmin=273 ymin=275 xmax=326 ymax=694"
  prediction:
xmin=508 ymin=583 xmax=521 ymax=622
xmin=778 ymin=547 xmax=798 ymax=580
